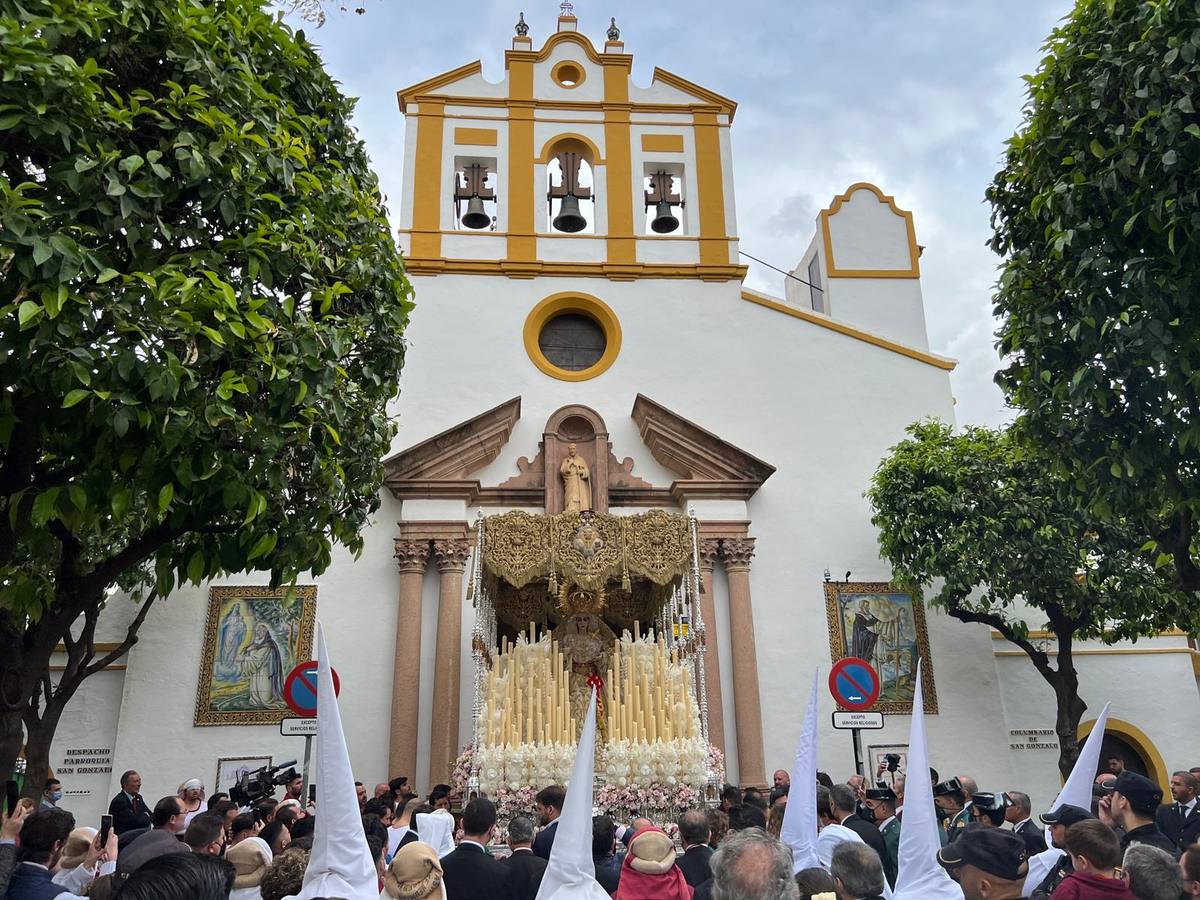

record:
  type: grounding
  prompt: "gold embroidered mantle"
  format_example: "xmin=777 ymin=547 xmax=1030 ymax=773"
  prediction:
xmin=482 ymin=510 xmax=692 ymax=593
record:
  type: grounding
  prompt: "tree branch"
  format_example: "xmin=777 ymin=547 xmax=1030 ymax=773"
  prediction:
xmin=946 ymin=600 xmax=1060 ymax=684
xmin=83 ymin=589 xmax=158 ymax=678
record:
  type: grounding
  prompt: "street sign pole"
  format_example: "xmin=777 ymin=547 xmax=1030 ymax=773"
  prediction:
xmin=301 ymin=735 xmax=313 ymax=805
xmin=828 ymin=657 xmax=881 ymax=779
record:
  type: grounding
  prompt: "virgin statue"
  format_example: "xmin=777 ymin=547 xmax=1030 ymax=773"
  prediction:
xmin=241 ymin=623 xmax=286 ymax=707
xmin=554 ymin=612 xmax=615 ymax=739
xmin=216 ymin=603 xmax=247 ymax=679
xmin=560 ymin=443 xmax=592 ymax=513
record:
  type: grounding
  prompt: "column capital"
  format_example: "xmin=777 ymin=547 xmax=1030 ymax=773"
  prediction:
xmin=432 ymin=538 xmax=472 ymax=572
xmin=394 ymin=539 xmax=431 ymax=574
xmin=698 ymin=539 xmax=721 ymax=572
xmin=720 ymin=537 xmax=756 ymax=572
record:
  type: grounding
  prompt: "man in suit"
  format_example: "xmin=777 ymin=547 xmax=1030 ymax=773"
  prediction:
xmin=675 ymin=809 xmax=713 ymax=887
xmin=591 ymin=816 xmax=621 ymax=895
xmin=863 ymin=782 xmax=901 ymax=888
xmin=1156 ymin=770 xmax=1200 ymax=851
xmin=1004 ymin=790 xmax=1047 ymax=855
xmin=502 ymin=815 xmax=546 ymax=900
xmin=440 ymin=797 xmax=511 ymax=900
xmin=830 ymin=784 xmax=889 ymax=867
xmin=531 ymin=785 xmax=564 ymax=860
xmin=108 ymin=770 xmax=151 ymax=835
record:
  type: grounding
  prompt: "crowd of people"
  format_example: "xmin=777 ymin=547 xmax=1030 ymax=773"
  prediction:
xmin=3 ymin=752 xmax=1200 ymax=900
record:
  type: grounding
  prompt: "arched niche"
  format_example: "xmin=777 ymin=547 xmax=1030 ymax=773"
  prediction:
xmin=543 ymin=404 xmax=610 ymax=514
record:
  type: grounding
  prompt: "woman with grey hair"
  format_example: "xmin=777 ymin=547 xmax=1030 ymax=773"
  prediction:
xmin=710 ymin=827 xmax=799 ymax=900
xmin=1123 ymin=843 xmax=1185 ymax=900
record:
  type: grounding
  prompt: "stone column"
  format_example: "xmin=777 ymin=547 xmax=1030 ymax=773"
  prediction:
xmin=389 ymin=539 xmax=430 ymax=780
xmin=722 ymin=538 xmax=766 ymax=787
xmin=428 ymin=538 xmax=471 ymax=785
xmin=698 ymin=539 xmax=726 ymax=758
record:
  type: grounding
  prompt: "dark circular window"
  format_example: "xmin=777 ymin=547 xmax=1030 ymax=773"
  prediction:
xmin=538 ymin=313 xmax=606 ymax=371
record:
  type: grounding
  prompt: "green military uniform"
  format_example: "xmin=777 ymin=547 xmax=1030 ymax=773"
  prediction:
xmin=946 ymin=804 xmax=972 ymax=842
xmin=879 ymin=815 xmax=901 ymax=887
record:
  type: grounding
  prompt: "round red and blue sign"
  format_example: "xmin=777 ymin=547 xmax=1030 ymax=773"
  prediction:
xmin=283 ymin=661 xmax=341 ymax=718
xmin=828 ymin=657 xmax=880 ymax=711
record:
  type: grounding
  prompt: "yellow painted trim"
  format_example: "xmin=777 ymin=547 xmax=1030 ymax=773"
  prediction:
xmin=410 ymin=99 xmax=446 ymax=260
xmin=506 ymin=30 xmax=634 ymax=69
xmin=400 ymin=228 xmax=737 ymax=242
xmin=819 ymin=182 xmax=921 ymax=279
xmin=454 ymin=127 xmax=498 ymax=146
xmin=641 ymin=134 xmax=686 ymax=153
xmin=604 ymin=57 xmax=635 ymax=264
xmin=551 ymin=60 xmax=587 ymax=89
xmin=693 ymin=111 xmax=728 ymax=266
xmin=436 ymin=112 xmax=721 ymax=128
xmin=523 ymin=292 xmax=622 ymax=381
xmin=990 ymin=629 xmax=1188 ymax=640
xmin=1078 ymin=717 xmax=1169 ymax=795
xmin=403 ymin=257 xmax=747 ymax=281
xmin=506 ymin=57 xmax=536 ymax=266
xmin=406 ymin=93 xmax=726 ymax=118
xmin=740 ymin=288 xmax=957 ymax=370
xmin=397 ymin=60 xmax=484 ymax=108
xmin=651 ymin=67 xmax=737 ymax=120
xmin=535 ymin=132 xmax=605 ymax=165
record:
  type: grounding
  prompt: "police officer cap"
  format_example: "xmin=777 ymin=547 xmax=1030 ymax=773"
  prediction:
xmin=865 ymin=782 xmax=897 ymax=802
xmin=937 ymin=824 xmax=1028 ymax=881
xmin=1113 ymin=771 xmax=1163 ymax=813
xmin=971 ymin=791 xmax=1011 ymax=812
xmin=1039 ymin=803 xmax=1094 ymax=827
xmin=932 ymin=777 xmax=963 ymax=796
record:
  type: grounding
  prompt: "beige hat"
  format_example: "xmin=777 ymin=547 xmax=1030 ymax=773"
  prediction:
xmin=56 ymin=826 xmax=96 ymax=872
xmin=382 ymin=841 xmax=445 ymax=900
xmin=227 ymin=836 xmax=273 ymax=889
xmin=628 ymin=828 xmax=677 ymax=875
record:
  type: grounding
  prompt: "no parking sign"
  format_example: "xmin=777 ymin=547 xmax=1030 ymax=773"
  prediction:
xmin=828 ymin=657 xmax=880 ymax=711
xmin=283 ymin=661 xmax=341 ymax=718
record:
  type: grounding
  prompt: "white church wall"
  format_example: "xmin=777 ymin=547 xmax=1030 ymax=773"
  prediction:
xmin=825 ymin=278 xmax=930 ymax=352
xmin=48 ymin=670 xmax=126 ymax=827
xmin=101 ymin=489 xmax=406 ymax=808
xmin=992 ymin=641 xmax=1200 ymax=815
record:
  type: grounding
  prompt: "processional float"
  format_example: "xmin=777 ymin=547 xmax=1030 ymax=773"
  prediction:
xmin=459 ymin=509 xmax=722 ymax=822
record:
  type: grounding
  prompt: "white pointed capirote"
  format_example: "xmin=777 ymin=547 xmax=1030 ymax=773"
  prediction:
xmin=1022 ymin=701 xmax=1112 ymax=896
xmin=892 ymin=660 xmax=963 ymax=900
xmin=288 ymin=621 xmax=379 ymax=900
xmin=534 ymin=687 xmax=609 ymax=900
xmin=780 ymin=668 xmax=821 ymax=872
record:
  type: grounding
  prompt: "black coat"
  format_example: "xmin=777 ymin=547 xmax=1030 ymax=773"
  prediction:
xmin=107 ymin=791 xmax=151 ymax=835
xmin=676 ymin=844 xmax=714 ymax=887
xmin=503 ymin=848 xmax=547 ymax=900
xmin=532 ymin=820 xmax=558 ymax=860
xmin=1121 ymin=822 xmax=1180 ymax=858
xmin=842 ymin=813 xmax=890 ymax=865
xmin=1014 ymin=820 xmax=1048 ymax=855
xmin=1156 ymin=802 xmax=1200 ymax=851
xmin=593 ymin=853 xmax=621 ymax=895
xmin=441 ymin=842 xmax=513 ymax=900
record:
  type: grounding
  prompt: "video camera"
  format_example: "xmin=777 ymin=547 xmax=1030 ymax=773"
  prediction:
xmin=230 ymin=759 xmax=299 ymax=807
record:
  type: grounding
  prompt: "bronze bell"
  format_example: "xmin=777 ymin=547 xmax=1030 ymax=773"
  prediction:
xmin=552 ymin=193 xmax=588 ymax=233
xmin=650 ymin=200 xmax=680 ymax=234
xmin=461 ymin=196 xmax=491 ymax=230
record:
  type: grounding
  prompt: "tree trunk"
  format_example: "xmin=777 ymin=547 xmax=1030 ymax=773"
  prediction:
xmin=1051 ymin=639 xmax=1088 ymax=781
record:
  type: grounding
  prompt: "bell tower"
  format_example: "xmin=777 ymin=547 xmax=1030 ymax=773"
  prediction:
xmin=395 ymin=7 xmax=745 ymax=282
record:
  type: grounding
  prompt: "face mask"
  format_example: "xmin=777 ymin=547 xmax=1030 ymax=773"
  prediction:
xmin=50 ymin=790 xmax=63 ymax=802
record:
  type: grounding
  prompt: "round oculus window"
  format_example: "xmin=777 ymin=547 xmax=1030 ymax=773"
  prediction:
xmin=537 ymin=313 xmax=606 ymax=371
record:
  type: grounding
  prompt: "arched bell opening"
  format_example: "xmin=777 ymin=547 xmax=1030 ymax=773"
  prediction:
xmin=544 ymin=136 xmax=597 ymax=235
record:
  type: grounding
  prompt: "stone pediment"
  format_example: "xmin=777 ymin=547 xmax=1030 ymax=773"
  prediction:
xmin=383 ymin=395 xmax=774 ymax=506
xmin=631 ymin=394 xmax=775 ymax=502
xmin=382 ymin=397 xmax=521 ymax=500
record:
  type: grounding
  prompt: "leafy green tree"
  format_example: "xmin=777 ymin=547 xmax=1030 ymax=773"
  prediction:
xmin=868 ymin=421 xmax=1197 ymax=776
xmin=988 ymin=0 xmax=1200 ymax=589
xmin=0 ymin=0 xmax=411 ymax=790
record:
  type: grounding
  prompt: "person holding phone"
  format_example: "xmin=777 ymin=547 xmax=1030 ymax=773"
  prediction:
xmin=5 ymin=807 xmax=119 ymax=899
xmin=1 ymin=801 xmax=30 ymax=897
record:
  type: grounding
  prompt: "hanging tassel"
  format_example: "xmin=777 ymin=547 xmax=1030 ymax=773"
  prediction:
xmin=621 ymin=570 xmax=631 ymax=592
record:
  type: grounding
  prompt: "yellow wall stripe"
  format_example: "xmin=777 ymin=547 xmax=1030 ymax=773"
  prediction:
xmin=641 ymin=134 xmax=685 ymax=153
xmin=693 ymin=112 xmax=728 ymax=266
xmin=454 ymin=127 xmax=498 ymax=146
xmin=410 ymin=100 xmax=446 ymax=260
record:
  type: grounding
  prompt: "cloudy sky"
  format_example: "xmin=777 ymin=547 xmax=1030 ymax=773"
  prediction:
xmin=288 ymin=1 xmax=1070 ymax=427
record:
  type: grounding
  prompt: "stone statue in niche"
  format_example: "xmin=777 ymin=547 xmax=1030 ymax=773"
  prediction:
xmin=560 ymin=442 xmax=592 ymax=512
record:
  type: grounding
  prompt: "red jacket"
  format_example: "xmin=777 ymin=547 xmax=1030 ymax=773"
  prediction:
xmin=1050 ymin=871 xmax=1135 ymax=900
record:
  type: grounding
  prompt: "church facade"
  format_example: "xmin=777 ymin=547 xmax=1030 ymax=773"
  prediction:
xmin=48 ymin=11 xmax=1200 ymax=824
